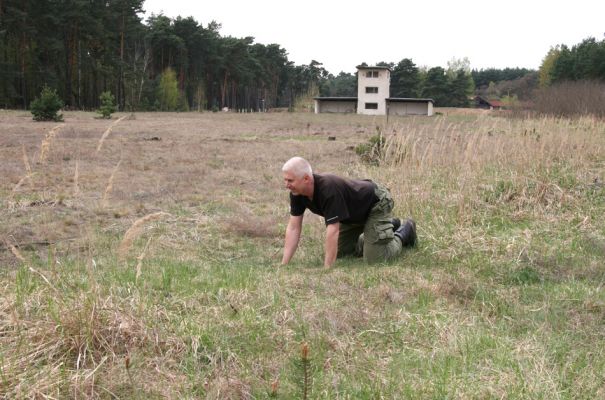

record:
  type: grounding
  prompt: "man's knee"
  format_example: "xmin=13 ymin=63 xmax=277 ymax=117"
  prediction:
xmin=363 ymin=239 xmax=402 ymax=263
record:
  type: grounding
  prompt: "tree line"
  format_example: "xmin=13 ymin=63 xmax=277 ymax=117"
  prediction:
xmin=532 ymin=36 xmax=605 ymax=118
xmin=0 ymin=0 xmax=330 ymax=111
xmin=538 ymin=36 xmax=605 ymax=87
xmin=2 ymin=0 xmax=551 ymax=111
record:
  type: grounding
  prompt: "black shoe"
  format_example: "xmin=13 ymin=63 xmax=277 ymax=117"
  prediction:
xmin=391 ymin=218 xmax=401 ymax=231
xmin=394 ymin=219 xmax=417 ymax=247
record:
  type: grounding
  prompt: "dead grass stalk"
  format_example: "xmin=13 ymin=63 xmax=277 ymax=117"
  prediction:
xmin=10 ymin=173 xmax=34 ymax=199
xmin=22 ymin=144 xmax=32 ymax=174
xmin=7 ymin=241 xmax=26 ymax=263
xmin=38 ymin=124 xmax=63 ymax=163
xmin=97 ymin=115 xmax=127 ymax=153
xmin=102 ymin=158 xmax=122 ymax=208
xmin=73 ymin=159 xmax=80 ymax=197
xmin=9 ymin=146 xmax=36 ymax=198
xmin=135 ymin=236 xmax=153 ymax=283
xmin=118 ymin=212 xmax=169 ymax=261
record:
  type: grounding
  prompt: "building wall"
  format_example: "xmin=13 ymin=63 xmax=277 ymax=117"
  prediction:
xmin=388 ymin=101 xmax=432 ymax=116
xmin=357 ymin=69 xmax=390 ymax=115
xmin=315 ymin=100 xmax=357 ymax=113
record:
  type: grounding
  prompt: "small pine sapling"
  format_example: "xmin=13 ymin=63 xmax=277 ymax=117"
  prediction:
xmin=98 ymin=91 xmax=117 ymax=119
xmin=30 ymin=85 xmax=64 ymax=121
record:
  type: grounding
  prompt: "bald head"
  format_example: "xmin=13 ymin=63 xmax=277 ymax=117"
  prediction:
xmin=282 ymin=157 xmax=313 ymax=178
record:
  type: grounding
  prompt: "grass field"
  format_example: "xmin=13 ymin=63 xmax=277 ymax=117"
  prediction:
xmin=1 ymin=109 xmax=605 ymax=399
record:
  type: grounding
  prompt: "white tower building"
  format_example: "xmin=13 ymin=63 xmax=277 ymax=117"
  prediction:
xmin=356 ymin=66 xmax=390 ymax=115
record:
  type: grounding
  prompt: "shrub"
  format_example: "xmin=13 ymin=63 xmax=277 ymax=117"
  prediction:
xmin=30 ymin=85 xmax=63 ymax=121
xmin=355 ymin=134 xmax=385 ymax=165
xmin=97 ymin=91 xmax=117 ymax=119
xmin=509 ymin=267 xmax=542 ymax=285
xmin=532 ymin=80 xmax=605 ymax=118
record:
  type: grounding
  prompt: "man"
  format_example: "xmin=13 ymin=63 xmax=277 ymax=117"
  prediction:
xmin=281 ymin=156 xmax=416 ymax=267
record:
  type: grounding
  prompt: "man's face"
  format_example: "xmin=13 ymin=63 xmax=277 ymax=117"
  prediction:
xmin=283 ymin=170 xmax=307 ymax=196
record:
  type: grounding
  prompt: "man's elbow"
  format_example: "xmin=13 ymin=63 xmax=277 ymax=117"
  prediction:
xmin=288 ymin=217 xmax=303 ymax=231
xmin=326 ymin=222 xmax=340 ymax=235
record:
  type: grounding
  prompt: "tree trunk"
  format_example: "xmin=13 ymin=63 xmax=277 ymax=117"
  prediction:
xmin=64 ymin=25 xmax=78 ymax=108
xmin=137 ymin=44 xmax=150 ymax=105
xmin=78 ymin=40 xmax=82 ymax=109
xmin=221 ymin=72 xmax=227 ymax=108
xmin=20 ymin=31 xmax=27 ymax=109
xmin=119 ymin=12 xmax=125 ymax=110
xmin=64 ymin=35 xmax=71 ymax=107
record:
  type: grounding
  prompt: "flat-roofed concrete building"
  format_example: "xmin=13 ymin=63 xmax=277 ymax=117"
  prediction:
xmin=314 ymin=65 xmax=434 ymax=116
xmin=313 ymin=97 xmax=357 ymax=114
xmin=387 ymin=97 xmax=434 ymax=116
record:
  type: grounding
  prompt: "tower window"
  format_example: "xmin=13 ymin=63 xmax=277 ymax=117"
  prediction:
xmin=365 ymin=87 xmax=378 ymax=94
xmin=365 ymin=103 xmax=378 ymax=109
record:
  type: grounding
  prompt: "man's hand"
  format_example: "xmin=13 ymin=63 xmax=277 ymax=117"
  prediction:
xmin=324 ymin=222 xmax=339 ymax=268
xmin=282 ymin=215 xmax=303 ymax=265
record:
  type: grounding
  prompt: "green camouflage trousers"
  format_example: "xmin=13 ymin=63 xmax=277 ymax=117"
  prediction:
xmin=337 ymin=184 xmax=402 ymax=263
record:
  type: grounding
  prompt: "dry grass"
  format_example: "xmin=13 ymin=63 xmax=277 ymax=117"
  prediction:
xmin=382 ymin=114 xmax=601 ymax=172
xmin=0 ymin=288 xmax=182 ymax=398
xmin=0 ymin=109 xmax=604 ymax=397
xmin=371 ymin=114 xmax=605 ymax=262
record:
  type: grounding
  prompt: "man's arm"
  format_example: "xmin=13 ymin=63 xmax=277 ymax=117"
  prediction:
xmin=282 ymin=215 xmax=303 ymax=265
xmin=324 ymin=222 xmax=340 ymax=268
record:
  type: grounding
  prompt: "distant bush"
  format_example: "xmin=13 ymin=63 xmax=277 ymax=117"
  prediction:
xmin=532 ymin=80 xmax=605 ymax=118
xmin=501 ymin=94 xmax=520 ymax=109
xmin=30 ymin=85 xmax=63 ymax=121
xmin=475 ymin=72 xmax=538 ymax=101
xmin=97 ymin=91 xmax=116 ymax=119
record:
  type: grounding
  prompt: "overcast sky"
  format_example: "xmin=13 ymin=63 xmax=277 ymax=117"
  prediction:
xmin=142 ymin=0 xmax=605 ymax=75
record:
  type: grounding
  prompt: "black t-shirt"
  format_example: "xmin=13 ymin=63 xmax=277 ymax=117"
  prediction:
xmin=290 ymin=173 xmax=378 ymax=225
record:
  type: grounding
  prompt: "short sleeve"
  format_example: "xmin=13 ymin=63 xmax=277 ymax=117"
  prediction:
xmin=321 ymin=193 xmax=349 ymax=225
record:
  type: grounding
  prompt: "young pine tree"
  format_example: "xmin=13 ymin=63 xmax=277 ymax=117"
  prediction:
xmin=97 ymin=91 xmax=117 ymax=119
xmin=30 ymin=85 xmax=64 ymax=121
